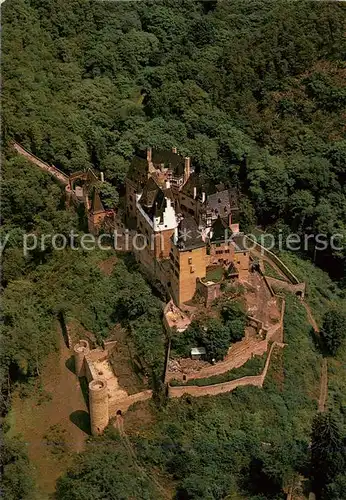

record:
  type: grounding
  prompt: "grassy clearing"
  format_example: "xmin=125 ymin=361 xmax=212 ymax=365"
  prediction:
xmin=327 ymin=342 xmax=346 ymax=413
xmin=5 ymin=330 xmax=88 ymax=498
xmin=264 ymin=261 xmax=285 ymax=281
xmin=205 ymin=266 xmax=224 ymax=283
xmin=278 ymin=251 xmax=344 ymax=322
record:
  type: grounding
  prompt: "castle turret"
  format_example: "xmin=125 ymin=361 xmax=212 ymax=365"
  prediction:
xmin=73 ymin=340 xmax=90 ymax=377
xmin=89 ymin=379 xmax=109 ymax=435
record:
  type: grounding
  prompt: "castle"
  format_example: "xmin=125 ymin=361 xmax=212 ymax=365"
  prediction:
xmin=68 ymin=168 xmax=115 ymax=234
xmin=125 ymin=147 xmax=250 ymax=306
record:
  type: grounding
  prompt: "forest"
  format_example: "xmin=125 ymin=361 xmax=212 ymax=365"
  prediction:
xmin=1 ymin=0 xmax=346 ymax=499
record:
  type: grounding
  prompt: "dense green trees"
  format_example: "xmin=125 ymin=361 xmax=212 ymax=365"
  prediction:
xmin=2 ymin=0 xmax=346 ymax=282
xmin=56 ymin=432 xmax=158 ymax=500
xmin=320 ymin=307 xmax=346 ymax=356
xmin=171 ymin=300 xmax=246 ymax=361
xmin=0 ymin=435 xmax=36 ymax=500
xmin=2 ymin=0 xmax=346 ymax=498
xmin=310 ymin=412 xmax=346 ymax=500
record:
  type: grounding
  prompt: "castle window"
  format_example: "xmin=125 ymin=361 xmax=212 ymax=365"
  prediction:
xmin=188 ymin=257 xmax=192 ymax=264
xmin=216 ymin=243 xmax=221 ymax=247
xmin=129 ymin=195 xmax=133 ymax=202
xmin=225 ymin=249 xmax=230 ymax=254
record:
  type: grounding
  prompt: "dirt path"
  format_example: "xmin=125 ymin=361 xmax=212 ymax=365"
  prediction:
xmin=115 ymin=415 xmax=169 ymax=499
xmin=9 ymin=328 xmax=88 ymax=496
xmin=300 ymin=302 xmax=328 ymax=412
xmin=318 ymin=358 xmax=328 ymax=412
xmin=302 ymin=301 xmax=319 ymax=332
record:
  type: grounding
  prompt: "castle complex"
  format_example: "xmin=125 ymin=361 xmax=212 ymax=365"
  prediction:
xmin=125 ymin=147 xmax=250 ymax=305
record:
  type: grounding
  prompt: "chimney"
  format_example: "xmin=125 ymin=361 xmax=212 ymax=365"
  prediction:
xmin=172 ymin=147 xmax=177 ymax=154
xmin=165 ymin=179 xmax=171 ymax=189
xmin=184 ymin=157 xmax=191 ymax=181
xmin=193 ymin=186 xmax=197 ymax=199
xmin=100 ymin=172 xmax=104 ymax=183
xmin=201 ymin=192 xmax=206 ymax=203
xmin=147 ymin=147 xmax=152 ymax=162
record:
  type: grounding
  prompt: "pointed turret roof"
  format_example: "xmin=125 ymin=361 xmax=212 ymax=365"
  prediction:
xmin=210 ymin=217 xmax=231 ymax=243
xmin=139 ymin=176 xmax=160 ymax=208
xmin=90 ymin=189 xmax=105 ymax=214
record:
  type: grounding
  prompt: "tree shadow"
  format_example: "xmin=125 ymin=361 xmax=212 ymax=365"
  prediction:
xmin=70 ymin=410 xmax=91 ymax=435
xmin=309 ymin=327 xmax=327 ymax=356
xmin=58 ymin=311 xmax=69 ymax=348
xmin=79 ymin=376 xmax=90 ymax=407
xmin=65 ymin=356 xmax=76 ymax=374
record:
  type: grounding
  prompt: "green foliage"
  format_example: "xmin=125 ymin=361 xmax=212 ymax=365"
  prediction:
xmin=178 ymin=354 xmax=266 ymax=387
xmin=44 ymin=424 xmax=69 ymax=457
xmin=172 ymin=300 xmax=246 ymax=361
xmin=2 ymin=1 xmax=346 ymax=497
xmin=2 ymin=0 xmax=346 ymax=283
xmin=320 ymin=307 xmax=346 ymax=356
xmin=97 ymin=181 xmax=119 ymax=209
xmin=56 ymin=432 xmax=159 ymax=500
xmin=310 ymin=412 xmax=346 ymax=499
xmin=0 ymin=435 xmax=36 ymax=500
xmin=278 ymin=251 xmax=344 ymax=322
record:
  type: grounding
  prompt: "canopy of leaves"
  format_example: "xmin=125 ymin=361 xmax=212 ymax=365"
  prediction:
xmin=171 ymin=300 xmax=246 ymax=361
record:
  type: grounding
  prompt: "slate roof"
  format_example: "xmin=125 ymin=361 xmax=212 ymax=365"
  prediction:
xmin=139 ymin=176 xmax=160 ymax=208
xmin=175 ymin=216 xmax=204 ymax=250
xmin=152 ymin=149 xmax=185 ymax=176
xmin=181 ymin=172 xmax=215 ymax=198
xmin=206 ymin=189 xmax=239 ymax=216
xmin=232 ymin=234 xmax=249 ymax=252
xmin=210 ymin=217 xmax=232 ymax=243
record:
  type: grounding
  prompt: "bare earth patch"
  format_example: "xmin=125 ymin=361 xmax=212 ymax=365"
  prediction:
xmin=9 ymin=325 xmax=88 ymax=497
xmin=97 ymin=255 xmax=117 ymax=275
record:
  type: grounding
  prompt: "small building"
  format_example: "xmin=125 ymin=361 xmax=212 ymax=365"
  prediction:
xmin=190 ymin=347 xmax=206 ymax=360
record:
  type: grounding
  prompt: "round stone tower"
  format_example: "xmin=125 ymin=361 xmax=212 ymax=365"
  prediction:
xmin=73 ymin=340 xmax=90 ymax=377
xmin=89 ymin=379 xmax=109 ymax=436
